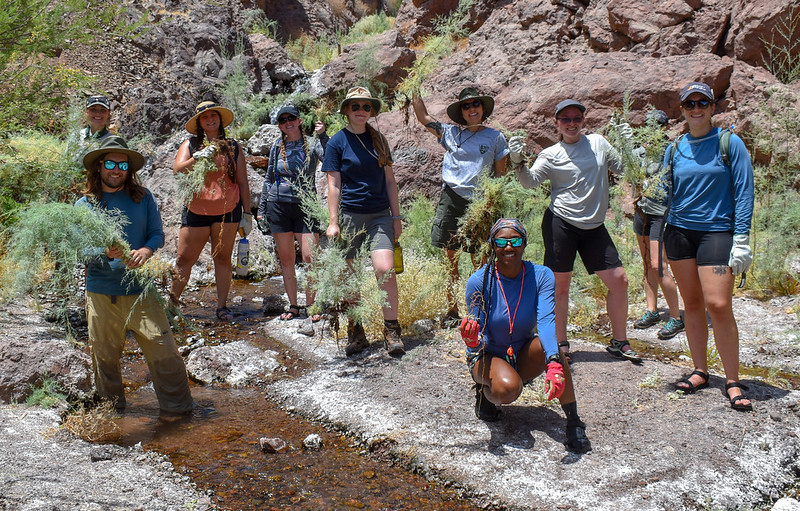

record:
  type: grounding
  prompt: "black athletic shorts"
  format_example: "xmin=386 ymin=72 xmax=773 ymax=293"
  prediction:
xmin=664 ymin=224 xmax=732 ymax=266
xmin=542 ymin=208 xmax=622 ymax=274
xmin=266 ymin=201 xmax=318 ymax=234
xmin=633 ymin=212 xmax=666 ymax=241
xmin=181 ymin=204 xmax=242 ymax=228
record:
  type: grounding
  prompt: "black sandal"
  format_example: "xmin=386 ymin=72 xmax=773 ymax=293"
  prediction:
xmin=558 ymin=341 xmax=572 ymax=365
xmin=606 ymin=338 xmax=642 ymax=363
xmin=280 ymin=305 xmax=301 ymax=321
xmin=215 ymin=307 xmax=233 ymax=321
xmin=725 ymin=382 xmax=753 ymax=411
xmin=674 ymin=370 xmax=709 ymax=394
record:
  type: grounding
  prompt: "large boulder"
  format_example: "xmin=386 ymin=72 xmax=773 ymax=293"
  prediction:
xmin=0 ymin=303 xmax=92 ymax=403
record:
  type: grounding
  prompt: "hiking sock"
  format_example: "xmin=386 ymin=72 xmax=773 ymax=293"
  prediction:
xmin=384 ymin=319 xmax=400 ymax=329
xmin=561 ymin=401 xmax=581 ymax=424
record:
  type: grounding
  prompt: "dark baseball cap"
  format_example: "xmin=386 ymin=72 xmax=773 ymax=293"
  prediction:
xmin=555 ymin=99 xmax=586 ymax=117
xmin=680 ymin=82 xmax=714 ymax=102
xmin=86 ymin=95 xmax=110 ymax=110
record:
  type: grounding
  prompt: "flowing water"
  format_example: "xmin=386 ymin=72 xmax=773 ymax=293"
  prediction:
xmin=100 ymin=279 xmax=482 ymax=511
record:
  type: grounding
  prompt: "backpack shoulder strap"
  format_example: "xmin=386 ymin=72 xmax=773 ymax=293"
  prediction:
xmin=718 ymin=128 xmax=732 ymax=168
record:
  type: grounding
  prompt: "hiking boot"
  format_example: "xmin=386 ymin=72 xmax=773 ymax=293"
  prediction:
xmin=383 ymin=321 xmax=405 ymax=356
xmin=565 ymin=419 xmax=592 ymax=453
xmin=473 ymin=384 xmax=500 ymax=422
xmin=657 ymin=317 xmax=685 ymax=340
xmin=440 ymin=309 xmax=461 ymax=329
xmin=345 ymin=320 xmax=369 ymax=356
xmin=633 ymin=310 xmax=660 ymax=329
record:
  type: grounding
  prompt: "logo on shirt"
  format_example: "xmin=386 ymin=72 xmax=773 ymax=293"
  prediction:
xmin=480 ymin=145 xmax=489 ymax=154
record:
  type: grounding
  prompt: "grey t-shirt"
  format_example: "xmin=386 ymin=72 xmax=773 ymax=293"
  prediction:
xmin=439 ymin=124 xmax=509 ymax=199
xmin=517 ymin=133 xmax=621 ymax=229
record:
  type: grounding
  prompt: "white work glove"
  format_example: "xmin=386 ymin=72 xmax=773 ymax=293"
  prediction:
xmin=728 ymin=234 xmax=752 ymax=276
xmin=239 ymin=212 xmax=253 ymax=237
xmin=508 ymin=136 xmax=525 ymax=164
xmin=613 ymin=122 xmax=634 ymax=141
xmin=193 ymin=145 xmax=217 ymax=160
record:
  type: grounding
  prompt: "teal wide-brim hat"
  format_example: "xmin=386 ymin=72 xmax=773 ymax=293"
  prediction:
xmin=446 ymin=87 xmax=494 ymax=125
xmin=82 ymin=136 xmax=145 ymax=173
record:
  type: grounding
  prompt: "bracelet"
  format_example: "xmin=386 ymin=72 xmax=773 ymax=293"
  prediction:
xmin=391 ymin=215 xmax=403 ymax=220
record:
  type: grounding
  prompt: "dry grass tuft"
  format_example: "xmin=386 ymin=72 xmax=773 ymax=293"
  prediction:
xmin=62 ymin=402 xmax=122 ymax=444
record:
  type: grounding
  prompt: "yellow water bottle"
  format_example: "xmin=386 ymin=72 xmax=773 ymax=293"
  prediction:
xmin=393 ymin=241 xmax=403 ymax=275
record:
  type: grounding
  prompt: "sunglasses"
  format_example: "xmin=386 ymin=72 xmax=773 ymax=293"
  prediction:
xmin=278 ymin=115 xmax=298 ymax=124
xmin=102 ymin=160 xmax=129 ymax=171
xmin=493 ymin=237 xmax=524 ymax=248
xmin=461 ymin=99 xmax=482 ymax=110
xmin=350 ymin=103 xmax=372 ymax=112
xmin=682 ymin=99 xmax=712 ymax=110
xmin=557 ymin=116 xmax=584 ymax=124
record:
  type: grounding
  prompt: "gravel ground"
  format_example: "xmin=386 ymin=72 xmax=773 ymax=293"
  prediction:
xmin=2 ymin=291 xmax=800 ymax=510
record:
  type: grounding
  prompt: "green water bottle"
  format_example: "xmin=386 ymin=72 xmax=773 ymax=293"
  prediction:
xmin=393 ymin=241 xmax=403 ymax=275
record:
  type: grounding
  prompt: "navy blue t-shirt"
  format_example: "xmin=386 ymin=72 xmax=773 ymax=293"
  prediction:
xmin=321 ymin=129 xmax=390 ymax=214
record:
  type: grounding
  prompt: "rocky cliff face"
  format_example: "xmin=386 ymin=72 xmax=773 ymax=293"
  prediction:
xmin=59 ymin=0 xmax=800 ymax=203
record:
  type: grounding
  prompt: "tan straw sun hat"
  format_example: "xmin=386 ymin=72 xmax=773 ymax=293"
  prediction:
xmin=185 ymin=101 xmax=234 ymax=135
xmin=339 ymin=86 xmax=382 ymax=117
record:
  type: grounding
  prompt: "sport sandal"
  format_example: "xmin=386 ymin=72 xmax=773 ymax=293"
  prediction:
xmin=674 ymin=370 xmax=709 ymax=394
xmin=725 ymin=382 xmax=753 ymax=412
xmin=606 ymin=339 xmax=641 ymax=363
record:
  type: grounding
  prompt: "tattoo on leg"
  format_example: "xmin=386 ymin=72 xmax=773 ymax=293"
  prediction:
xmin=712 ymin=265 xmax=728 ymax=275
xmin=425 ymin=121 xmax=442 ymax=137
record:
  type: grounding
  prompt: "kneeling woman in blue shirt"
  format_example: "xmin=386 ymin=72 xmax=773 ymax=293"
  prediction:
xmin=461 ymin=218 xmax=591 ymax=453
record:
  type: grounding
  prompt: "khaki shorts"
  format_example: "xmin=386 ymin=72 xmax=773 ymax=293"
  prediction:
xmin=430 ymin=185 xmax=477 ymax=253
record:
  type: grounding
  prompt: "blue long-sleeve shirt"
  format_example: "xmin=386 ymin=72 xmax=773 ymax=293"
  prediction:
xmin=465 ymin=261 xmax=558 ymax=361
xmin=76 ymin=189 xmax=165 ymax=296
xmin=664 ymin=127 xmax=754 ymax=234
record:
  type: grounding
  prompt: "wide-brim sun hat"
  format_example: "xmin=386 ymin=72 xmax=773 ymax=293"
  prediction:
xmin=185 ymin=101 xmax=234 ymax=135
xmin=554 ymin=99 xmax=586 ymax=118
xmin=339 ymin=86 xmax=381 ymax=117
xmin=83 ymin=135 xmax=146 ymax=173
xmin=680 ymin=82 xmax=715 ymax=102
xmin=446 ymin=87 xmax=494 ymax=125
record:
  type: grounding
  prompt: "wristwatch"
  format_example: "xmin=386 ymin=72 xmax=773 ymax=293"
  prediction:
xmin=545 ymin=353 xmax=561 ymax=365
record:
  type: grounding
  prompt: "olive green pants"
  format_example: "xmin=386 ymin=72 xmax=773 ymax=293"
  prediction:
xmin=86 ymin=291 xmax=193 ymax=414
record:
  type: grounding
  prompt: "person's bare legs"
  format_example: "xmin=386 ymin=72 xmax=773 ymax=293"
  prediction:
xmin=595 ymin=266 xmax=629 ymax=342
xmin=274 ymin=232 xmax=299 ymax=309
xmin=209 ymin=222 xmax=237 ymax=310
xmin=669 ymin=258 xmax=710 ymax=389
xmin=553 ymin=271 xmax=572 ymax=357
xmin=649 ymin=238 xmax=681 ymax=319
xmin=170 ymin=226 xmax=211 ymax=303
xmin=698 ymin=264 xmax=749 ymax=407
xmin=637 ymin=234 xmax=659 ymax=313
xmin=444 ymin=248 xmax=460 ymax=316
xmin=299 ymin=232 xmax=319 ymax=312
xmin=371 ymin=248 xmax=398 ymax=321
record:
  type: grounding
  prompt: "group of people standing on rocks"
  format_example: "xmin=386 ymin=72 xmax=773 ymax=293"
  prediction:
xmin=74 ymin=78 xmax=754 ymax=446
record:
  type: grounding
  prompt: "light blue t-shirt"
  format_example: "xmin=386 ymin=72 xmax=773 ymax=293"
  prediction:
xmin=664 ymin=127 xmax=754 ymax=234
xmin=439 ymin=124 xmax=509 ymax=199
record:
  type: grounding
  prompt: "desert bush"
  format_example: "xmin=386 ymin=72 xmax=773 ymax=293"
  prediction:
xmin=25 ymin=377 xmax=67 ymax=408
xmin=761 ymin=5 xmax=800 ymax=85
xmin=242 ymin=9 xmax=279 ymax=39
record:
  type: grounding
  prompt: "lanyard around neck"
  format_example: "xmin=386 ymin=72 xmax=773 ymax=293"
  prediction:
xmin=494 ymin=263 xmax=525 ymax=347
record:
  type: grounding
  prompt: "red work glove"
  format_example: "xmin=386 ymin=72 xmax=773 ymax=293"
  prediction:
xmin=544 ymin=361 xmax=565 ymax=400
xmin=460 ymin=317 xmax=480 ymax=348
